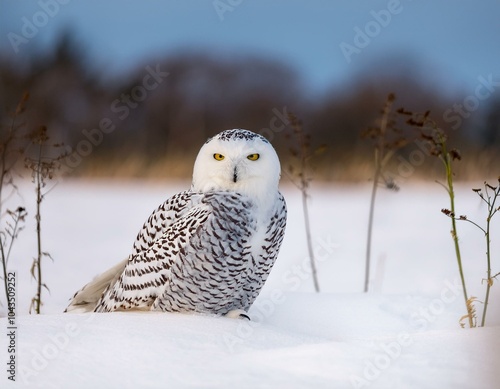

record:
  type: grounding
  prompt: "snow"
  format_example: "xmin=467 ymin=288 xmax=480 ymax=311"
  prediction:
xmin=1 ymin=179 xmax=499 ymax=388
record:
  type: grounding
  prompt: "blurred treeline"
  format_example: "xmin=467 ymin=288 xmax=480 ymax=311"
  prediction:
xmin=1 ymin=33 xmax=499 ymax=181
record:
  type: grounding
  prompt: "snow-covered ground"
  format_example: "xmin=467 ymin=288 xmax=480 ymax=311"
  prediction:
xmin=1 ymin=179 xmax=499 ymax=388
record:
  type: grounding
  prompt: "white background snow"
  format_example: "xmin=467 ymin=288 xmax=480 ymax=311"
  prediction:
xmin=1 ymin=179 xmax=499 ymax=388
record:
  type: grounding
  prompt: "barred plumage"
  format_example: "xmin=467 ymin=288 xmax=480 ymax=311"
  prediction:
xmin=65 ymin=129 xmax=287 ymax=318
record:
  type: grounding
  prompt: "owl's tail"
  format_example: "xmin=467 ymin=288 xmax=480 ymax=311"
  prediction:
xmin=64 ymin=258 xmax=129 ymax=313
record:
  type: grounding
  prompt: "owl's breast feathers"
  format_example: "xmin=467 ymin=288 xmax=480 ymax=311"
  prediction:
xmin=91 ymin=190 xmax=286 ymax=314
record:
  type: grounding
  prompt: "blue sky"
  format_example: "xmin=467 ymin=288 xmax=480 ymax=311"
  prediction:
xmin=1 ymin=0 xmax=499 ymax=97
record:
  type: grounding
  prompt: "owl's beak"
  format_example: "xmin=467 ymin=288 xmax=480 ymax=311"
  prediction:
xmin=232 ymin=167 xmax=238 ymax=183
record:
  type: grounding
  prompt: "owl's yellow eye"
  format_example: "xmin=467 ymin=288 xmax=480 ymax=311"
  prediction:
xmin=213 ymin=153 xmax=225 ymax=161
xmin=247 ymin=154 xmax=260 ymax=161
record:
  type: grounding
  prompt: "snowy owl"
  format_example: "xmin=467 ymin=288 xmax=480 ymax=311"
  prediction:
xmin=65 ymin=129 xmax=287 ymax=318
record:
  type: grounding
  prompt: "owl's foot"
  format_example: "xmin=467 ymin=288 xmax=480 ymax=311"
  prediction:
xmin=225 ymin=309 xmax=250 ymax=320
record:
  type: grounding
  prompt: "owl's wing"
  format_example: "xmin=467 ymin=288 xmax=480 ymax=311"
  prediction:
xmin=94 ymin=194 xmax=210 ymax=312
xmin=243 ymin=191 xmax=287 ymax=307
xmin=130 ymin=190 xmax=194 ymax=257
xmin=65 ymin=190 xmax=196 ymax=313
xmin=64 ymin=258 xmax=129 ymax=313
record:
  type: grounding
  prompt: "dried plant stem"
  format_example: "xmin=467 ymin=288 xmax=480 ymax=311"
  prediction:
xmin=1 ymin=93 xmax=29 ymax=309
xmin=33 ymin=143 xmax=43 ymax=314
xmin=297 ymin=129 xmax=320 ymax=293
xmin=0 ymin=239 xmax=9 ymax=310
xmin=408 ymin=111 xmax=475 ymax=327
xmin=286 ymin=113 xmax=322 ymax=293
xmin=0 ymin=102 xmax=21 ymax=218
xmin=25 ymin=125 xmax=64 ymax=314
xmin=481 ymin=185 xmax=499 ymax=326
xmin=0 ymin=124 xmax=13 ymax=305
xmin=364 ymin=96 xmax=394 ymax=293
xmin=31 ymin=142 xmax=44 ymax=314
xmin=301 ymin=174 xmax=320 ymax=293
xmin=364 ymin=158 xmax=380 ymax=293
xmin=459 ymin=183 xmax=500 ymax=327
xmin=437 ymin=133 xmax=472 ymax=328
xmin=482 ymin=217 xmax=492 ymax=327
xmin=0 ymin=208 xmax=24 ymax=306
xmin=0 ymin=136 xmax=10 ymax=217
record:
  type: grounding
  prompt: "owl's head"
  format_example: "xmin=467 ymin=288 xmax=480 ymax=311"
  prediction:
xmin=192 ymin=129 xmax=281 ymax=199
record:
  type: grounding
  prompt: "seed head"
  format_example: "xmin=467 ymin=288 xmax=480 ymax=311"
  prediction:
xmin=441 ymin=208 xmax=455 ymax=217
xmin=449 ymin=149 xmax=461 ymax=161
